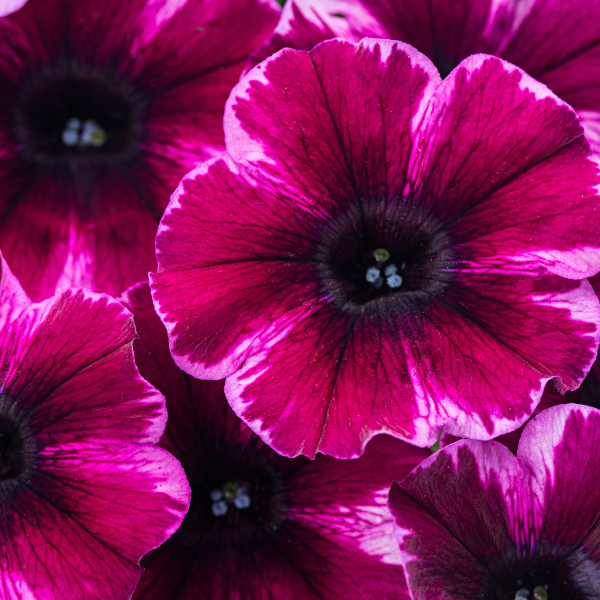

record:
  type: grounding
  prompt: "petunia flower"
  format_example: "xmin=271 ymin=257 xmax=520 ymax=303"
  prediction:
xmin=151 ymin=38 xmax=600 ymax=459
xmin=0 ymin=254 xmax=190 ymax=599
xmin=251 ymin=0 xmax=600 ymax=158
xmin=389 ymin=403 xmax=600 ymax=599
xmin=123 ymin=282 xmax=429 ymax=600
xmin=0 ymin=0 xmax=280 ymax=301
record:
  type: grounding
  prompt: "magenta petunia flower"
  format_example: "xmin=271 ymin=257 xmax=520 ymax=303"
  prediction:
xmin=0 ymin=0 xmax=280 ymax=301
xmin=151 ymin=38 xmax=600 ymax=458
xmin=252 ymin=0 xmax=600 ymax=158
xmin=389 ymin=403 xmax=600 ymax=599
xmin=122 ymin=282 xmax=429 ymax=600
xmin=0 ymin=255 xmax=190 ymax=599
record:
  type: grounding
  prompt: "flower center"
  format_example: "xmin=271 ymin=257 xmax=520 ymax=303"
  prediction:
xmin=488 ymin=548 xmax=600 ymax=599
xmin=210 ymin=480 xmax=252 ymax=516
xmin=0 ymin=400 xmax=36 ymax=485
xmin=170 ymin=446 xmax=289 ymax=549
xmin=316 ymin=201 xmax=455 ymax=311
xmin=13 ymin=63 xmax=145 ymax=165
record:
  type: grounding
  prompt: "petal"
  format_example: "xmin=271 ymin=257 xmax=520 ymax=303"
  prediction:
xmin=451 ymin=137 xmax=600 ymax=278
xmin=417 ymin=55 xmax=585 ymax=226
xmin=225 ymin=301 xmax=433 ymax=458
xmin=0 ymin=252 xmax=30 ymax=329
xmin=0 ymin=0 xmax=26 ymax=15
xmin=249 ymin=0 xmax=381 ymax=69
xmin=226 ymin=38 xmax=440 ymax=209
xmin=128 ymin=0 xmax=280 ymax=91
xmin=0 ymin=288 xmax=166 ymax=445
xmin=152 ymin=155 xmax=324 ymax=380
xmin=502 ymin=0 xmax=600 ymax=80
xmin=389 ymin=440 xmax=526 ymax=600
xmin=517 ymin=404 xmax=600 ymax=554
xmin=3 ymin=444 xmax=189 ymax=600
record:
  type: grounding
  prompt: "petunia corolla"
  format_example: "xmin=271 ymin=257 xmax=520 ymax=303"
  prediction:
xmin=389 ymin=403 xmax=600 ymax=599
xmin=0 ymin=255 xmax=189 ymax=599
xmin=152 ymin=38 xmax=600 ymax=459
xmin=122 ymin=282 xmax=429 ymax=600
xmin=0 ymin=0 xmax=280 ymax=301
xmin=252 ymin=0 xmax=600 ymax=159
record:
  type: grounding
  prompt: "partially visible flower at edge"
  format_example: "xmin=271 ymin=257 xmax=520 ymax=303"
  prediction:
xmin=251 ymin=0 xmax=600 ymax=159
xmin=124 ymin=282 xmax=429 ymax=600
xmin=0 ymin=0 xmax=280 ymax=301
xmin=389 ymin=403 xmax=600 ymax=599
xmin=0 ymin=254 xmax=190 ymax=599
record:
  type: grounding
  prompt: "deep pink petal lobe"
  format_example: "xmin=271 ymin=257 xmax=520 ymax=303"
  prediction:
xmin=249 ymin=0 xmax=379 ymax=69
xmin=418 ymin=55 xmax=585 ymax=224
xmin=226 ymin=302 xmax=432 ymax=457
xmin=152 ymin=155 xmax=325 ymax=380
xmin=8 ymin=445 xmax=189 ymax=600
xmin=0 ymin=253 xmax=30 ymax=329
xmin=389 ymin=441 xmax=524 ymax=600
xmin=227 ymin=38 xmax=439 ymax=209
xmin=452 ymin=137 xmax=600 ymax=278
xmin=0 ymin=288 xmax=166 ymax=445
xmin=517 ymin=405 xmax=600 ymax=554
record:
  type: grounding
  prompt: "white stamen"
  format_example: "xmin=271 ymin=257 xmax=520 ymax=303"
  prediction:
xmin=515 ymin=589 xmax=530 ymax=600
xmin=384 ymin=264 xmax=398 ymax=277
xmin=387 ymin=274 xmax=403 ymax=288
xmin=80 ymin=119 xmax=107 ymax=147
xmin=61 ymin=128 xmax=79 ymax=147
xmin=211 ymin=500 xmax=228 ymax=516
xmin=210 ymin=489 xmax=223 ymax=502
xmin=365 ymin=266 xmax=381 ymax=283
xmin=234 ymin=494 xmax=251 ymax=509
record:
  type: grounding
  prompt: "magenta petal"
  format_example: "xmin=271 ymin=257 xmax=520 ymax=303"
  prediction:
xmin=0 ymin=253 xmax=30 ymax=329
xmin=5 ymin=444 xmax=188 ymax=600
xmin=0 ymin=0 xmax=26 ymax=16
xmin=249 ymin=0 xmax=381 ymax=69
xmin=152 ymin=155 xmax=325 ymax=380
xmin=517 ymin=404 xmax=600 ymax=551
xmin=418 ymin=54 xmax=585 ymax=224
xmin=1 ymin=288 xmax=166 ymax=445
xmin=389 ymin=441 xmax=523 ymax=600
xmin=227 ymin=38 xmax=440 ymax=206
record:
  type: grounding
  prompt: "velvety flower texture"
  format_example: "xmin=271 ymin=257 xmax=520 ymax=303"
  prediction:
xmin=152 ymin=38 xmax=600 ymax=458
xmin=389 ymin=403 xmax=600 ymax=599
xmin=252 ymin=0 xmax=600 ymax=158
xmin=0 ymin=255 xmax=190 ymax=599
xmin=0 ymin=0 xmax=280 ymax=301
xmin=124 ymin=283 xmax=428 ymax=600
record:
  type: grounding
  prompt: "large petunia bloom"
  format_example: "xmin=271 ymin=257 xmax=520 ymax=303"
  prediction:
xmin=0 ymin=0 xmax=280 ymax=301
xmin=124 ymin=282 xmax=429 ymax=600
xmin=0 ymin=255 xmax=190 ymax=599
xmin=252 ymin=0 xmax=600 ymax=158
xmin=389 ymin=403 xmax=600 ymax=599
xmin=151 ymin=38 xmax=600 ymax=458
